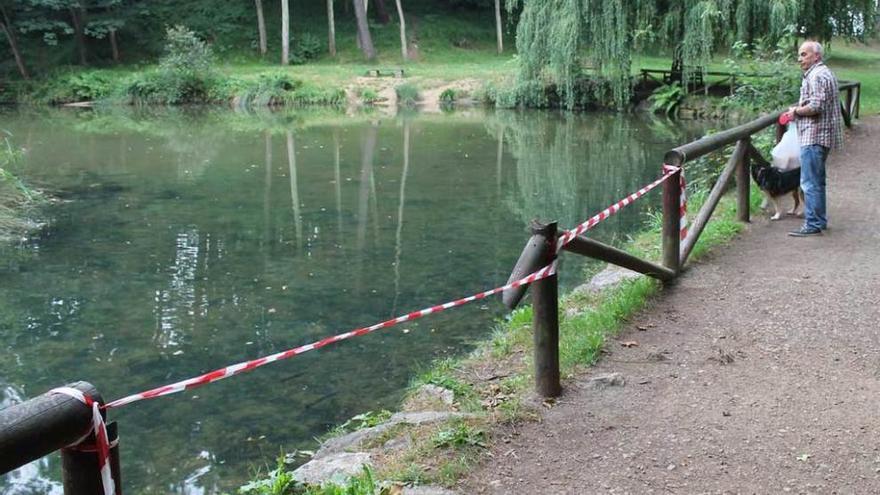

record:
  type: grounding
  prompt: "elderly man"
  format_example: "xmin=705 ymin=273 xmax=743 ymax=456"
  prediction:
xmin=784 ymin=41 xmax=843 ymax=237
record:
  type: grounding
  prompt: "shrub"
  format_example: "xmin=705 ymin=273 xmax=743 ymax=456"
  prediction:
xmin=723 ymin=37 xmax=801 ymax=113
xmin=359 ymin=87 xmax=379 ymax=104
xmin=395 ymin=83 xmax=420 ymax=107
xmin=125 ymin=25 xmax=222 ymax=104
xmin=649 ymin=83 xmax=686 ymax=116
xmin=160 ymin=25 xmax=215 ymax=76
xmin=233 ymin=72 xmax=303 ymax=107
xmin=439 ymin=88 xmax=457 ymax=103
xmin=36 ymin=70 xmax=116 ymax=104
xmin=291 ymin=33 xmax=322 ymax=65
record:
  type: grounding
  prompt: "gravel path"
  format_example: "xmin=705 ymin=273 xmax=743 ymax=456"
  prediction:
xmin=462 ymin=117 xmax=880 ymax=494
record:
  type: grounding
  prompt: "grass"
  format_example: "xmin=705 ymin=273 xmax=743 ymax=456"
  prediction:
xmin=0 ymin=134 xmax=45 ymax=242
xmin=825 ymin=39 xmax=880 ymax=115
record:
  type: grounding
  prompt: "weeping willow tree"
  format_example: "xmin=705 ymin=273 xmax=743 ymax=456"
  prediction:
xmin=508 ymin=0 xmax=877 ymax=108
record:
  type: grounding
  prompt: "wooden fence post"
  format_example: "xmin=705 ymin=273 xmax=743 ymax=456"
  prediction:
xmin=736 ymin=137 xmax=751 ymax=222
xmin=0 ymin=381 xmax=122 ymax=494
xmin=531 ymin=221 xmax=561 ymax=398
xmin=662 ymin=167 xmax=681 ymax=274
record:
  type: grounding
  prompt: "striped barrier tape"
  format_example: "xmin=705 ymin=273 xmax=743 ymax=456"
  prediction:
xmin=662 ymin=164 xmax=688 ymax=241
xmin=104 ymin=164 xmax=687 ymax=411
xmin=105 ymin=260 xmax=558 ymax=409
xmin=50 ymin=387 xmax=115 ymax=495
xmin=556 ymin=165 xmax=683 ymax=249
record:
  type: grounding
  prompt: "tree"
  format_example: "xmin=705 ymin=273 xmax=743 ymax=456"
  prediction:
xmin=281 ymin=0 xmax=289 ymax=64
xmin=494 ymin=0 xmax=502 ymax=54
xmin=394 ymin=0 xmax=406 ymax=60
xmin=373 ymin=0 xmax=391 ymax=24
xmin=0 ymin=2 xmax=28 ymax=78
xmin=255 ymin=0 xmax=266 ymax=56
xmin=86 ymin=0 xmax=129 ymax=63
xmin=508 ymin=0 xmax=878 ymax=109
xmin=353 ymin=0 xmax=375 ymax=60
xmin=327 ymin=0 xmax=335 ymax=56
xmin=68 ymin=0 xmax=87 ymax=64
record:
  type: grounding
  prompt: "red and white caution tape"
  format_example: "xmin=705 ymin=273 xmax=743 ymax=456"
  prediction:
xmin=50 ymin=387 xmax=115 ymax=495
xmin=105 ymin=260 xmax=557 ymax=409
xmin=105 ymin=165 xmax=685 ymax=411
xmin=557 ymin=165 xmax=682 ymax=249
xmin=663 ymin=164 xmax=689 ymax=240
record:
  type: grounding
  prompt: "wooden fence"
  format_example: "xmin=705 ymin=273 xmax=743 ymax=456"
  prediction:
xmin=504 ymin=81 xmax=861 ymax=397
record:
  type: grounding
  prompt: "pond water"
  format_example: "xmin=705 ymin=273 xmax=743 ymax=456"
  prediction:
xmin=0 ymin=107 xmax=712 ymax=494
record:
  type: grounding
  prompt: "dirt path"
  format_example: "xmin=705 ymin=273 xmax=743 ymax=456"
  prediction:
xmin=462 ymin=117 xmax=880 ymax=494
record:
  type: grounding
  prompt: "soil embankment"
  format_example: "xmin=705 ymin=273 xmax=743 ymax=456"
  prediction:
xmin=463 ymin=117 xmax=880 ymax=493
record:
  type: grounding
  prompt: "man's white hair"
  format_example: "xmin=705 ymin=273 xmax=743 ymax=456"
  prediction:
xmin=806 ymin=40 xmax=824 ymax=57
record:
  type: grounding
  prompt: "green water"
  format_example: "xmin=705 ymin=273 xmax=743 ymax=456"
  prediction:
xmin=0 ymin=107 xmax=710 ymax=494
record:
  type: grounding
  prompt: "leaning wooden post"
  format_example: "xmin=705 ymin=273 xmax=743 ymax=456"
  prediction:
xmin=735 ymin=137 xmax=751 ymax=223
xmin=0 ymin=381 xmax=121 ymax=494
xmin=661 ymin=166 xmax=681 ymax=274
xmin=531 ymin=221 xmax=561 ymax=398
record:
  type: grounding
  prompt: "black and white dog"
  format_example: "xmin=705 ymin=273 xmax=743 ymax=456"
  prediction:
xmin=750 ymin=160 xmax=803 ymax=220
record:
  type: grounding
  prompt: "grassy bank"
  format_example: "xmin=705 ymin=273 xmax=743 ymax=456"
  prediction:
xmin=11 ymin=38 xmax=877 ymax=115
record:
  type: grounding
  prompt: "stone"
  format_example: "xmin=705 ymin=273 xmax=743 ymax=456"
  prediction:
xmin=575 ymin=265 xmax=643 ymax=294
xmin=588 ymin=372 xmax=626 ymax=388
xmin=402 ymin=486 xmax=458 ymax=495
xmin=292 ymin=452 xmax=372 ymax=486
xmin=315 ymin=411 xmax=476 ymax=459
xmin=409 ymin=384 xmax=455 ymax=406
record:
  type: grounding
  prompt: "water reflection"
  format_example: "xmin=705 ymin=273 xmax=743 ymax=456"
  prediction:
xmin=0 ymin=107 xmax=714 ymax=493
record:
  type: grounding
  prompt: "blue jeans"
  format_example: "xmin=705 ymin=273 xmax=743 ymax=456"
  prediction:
xmin=799 ymin=144 xmax=829 ymax=230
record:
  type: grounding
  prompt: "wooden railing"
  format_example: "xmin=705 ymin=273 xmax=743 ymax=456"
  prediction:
xmin=506 ymin=80 xmax=861 ymax=397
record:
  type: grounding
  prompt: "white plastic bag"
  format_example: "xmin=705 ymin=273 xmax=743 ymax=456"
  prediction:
xmin=771 ymin=124 xmax=800 ymax=171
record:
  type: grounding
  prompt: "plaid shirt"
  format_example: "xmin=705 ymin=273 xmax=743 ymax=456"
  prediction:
xmin=796 ymin=62 xmax=843 ymax=149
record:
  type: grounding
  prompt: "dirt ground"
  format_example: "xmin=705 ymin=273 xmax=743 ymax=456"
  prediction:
xmin=461 ymin=116 xmax=880 ymax=494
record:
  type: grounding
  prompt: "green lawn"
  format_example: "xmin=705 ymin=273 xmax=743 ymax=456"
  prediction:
xmin=826 ymin=40 xmax=880 ymax=115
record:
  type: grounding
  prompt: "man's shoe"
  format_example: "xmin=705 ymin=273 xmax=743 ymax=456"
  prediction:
xmin=788 ymin=226 xmax=823 ymax=237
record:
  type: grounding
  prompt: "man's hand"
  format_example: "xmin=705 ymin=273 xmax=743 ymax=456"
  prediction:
xmin=786 ymin=106 xmax=798 ymax=119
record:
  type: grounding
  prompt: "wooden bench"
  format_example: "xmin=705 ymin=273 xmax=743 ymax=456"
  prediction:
xmin=365 ymin=68 xmax=405 ymax=78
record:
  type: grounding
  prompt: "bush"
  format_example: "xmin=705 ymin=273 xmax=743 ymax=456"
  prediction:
xmin=125 ymin=25 xmax=221 ymax=104
xmin=232 ymin=72 xmax=303 ymax=107
xmin=359 ymin=87 xmax=379 ymax=104
xmin=160 ymin=25 xmax=215 ymax=76
xmin=289 ymin=83 xmax=346 ymax=106
xmin=290 ymin=33 xmax=322 ymax=65
xmin=649 ymin=83 xmax=686 ymax=116
xmin=38 ymin=70 xmax=116 ymax=104
xmin=723 ymin=38 xmax=801 ymax=113
xmin=439 ymin=88 xmax=457 ymax=103
xmin=395 ymin=83 xmax=420 ymax=107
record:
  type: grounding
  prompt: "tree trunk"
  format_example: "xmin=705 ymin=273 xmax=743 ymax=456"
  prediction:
xmin=352 ymin=0 xmax=376 ymax=60
xmin=69 ymin=7 xmax=88 ymax=65
xmin=255 ymin=0 xmax=267 ymax=56
xmin=394 ymin=0 xmax=407 ymax=61
xmin=109 ymin=28 xmax=119 ymax=62
xmin=327 ymin=0 xmax=336 ymax=56
xmin=281 ymin=0 xmax=290 ymax=65
xmin=0 ymin=14 xmax=29 ymax=79
xmin=494 ymin=0 xmax=503 ymax=54
xmin=374 ymin=0 xmax=391 ymax=24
